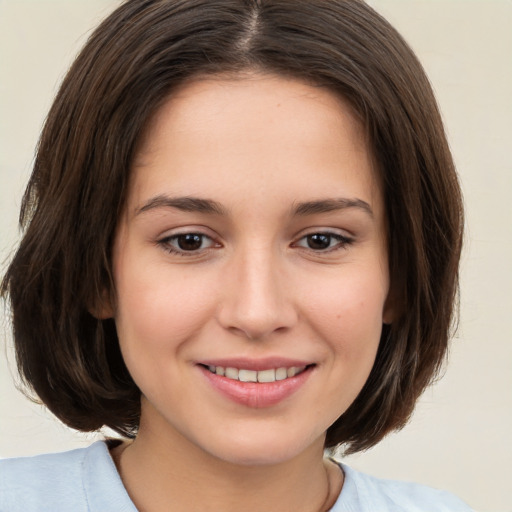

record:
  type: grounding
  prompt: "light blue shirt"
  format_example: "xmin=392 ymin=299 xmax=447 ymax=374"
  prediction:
xmin=0 ymin=441 xmax=473 ymax=511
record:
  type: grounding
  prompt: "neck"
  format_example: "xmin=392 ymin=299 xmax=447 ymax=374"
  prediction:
xmin=112 ymin=416 xmax=342 ymax=512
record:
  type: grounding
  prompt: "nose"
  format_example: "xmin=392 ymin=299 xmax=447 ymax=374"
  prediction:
xmin=217 ymin=246 xmax=298 ymax=340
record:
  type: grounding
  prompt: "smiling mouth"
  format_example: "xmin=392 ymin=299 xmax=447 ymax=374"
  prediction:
xmin=199 ymin=362 xmax=315 ymax=407
xmin=201 ymin=364 xmax=311 ymax=383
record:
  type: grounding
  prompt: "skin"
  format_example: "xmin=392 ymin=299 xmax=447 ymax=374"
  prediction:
xmin=107 ymin=73 xmax=392 ymax=512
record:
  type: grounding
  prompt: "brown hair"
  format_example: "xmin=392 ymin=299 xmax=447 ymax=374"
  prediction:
xmin=1 ymin=0 xmax=463 ymax=454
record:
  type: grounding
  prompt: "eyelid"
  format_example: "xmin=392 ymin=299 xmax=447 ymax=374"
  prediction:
xmin=156 ymin=227 xmax=222 ymax=256
xmin=291 ymin=228 xmax=354 ymax=252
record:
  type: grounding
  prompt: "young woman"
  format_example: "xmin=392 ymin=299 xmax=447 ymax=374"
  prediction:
xmin=1 ymin=1 xmax=472 ymax=510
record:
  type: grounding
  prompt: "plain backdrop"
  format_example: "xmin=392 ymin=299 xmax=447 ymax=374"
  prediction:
xmin=1 ymin=2 xmax=511 ymax=511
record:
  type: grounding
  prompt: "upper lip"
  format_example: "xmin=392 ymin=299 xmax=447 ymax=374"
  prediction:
xmin=197 ymin=357 xmax=314 ymax=371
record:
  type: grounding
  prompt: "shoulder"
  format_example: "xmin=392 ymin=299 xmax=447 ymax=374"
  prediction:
xmin=0 ymin=441 xmax=135 ymax=512
xmin=331 ymin=461 xmax=474 ymax=512
xmin=0 ymin=443 xmax=90 ymax=511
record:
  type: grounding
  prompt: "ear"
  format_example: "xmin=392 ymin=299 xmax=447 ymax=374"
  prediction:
xmin=382 ymin=288 xmax=396 ymax=325
xmin=88 ymin=289 xmax=115 ymax=319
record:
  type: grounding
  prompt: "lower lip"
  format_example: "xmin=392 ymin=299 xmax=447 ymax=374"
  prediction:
xmin=199 ymin=366 xmax=313 ymax=408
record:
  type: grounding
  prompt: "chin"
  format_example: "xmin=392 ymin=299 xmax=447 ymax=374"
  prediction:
xmin=203 ymin=429 xmax=325 ymax=467
xmin=216 ymin=446 xmax=299 ymax=467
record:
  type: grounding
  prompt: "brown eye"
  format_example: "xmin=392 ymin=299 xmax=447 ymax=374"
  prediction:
xmin=294 ymin=232 xmax=353 ymax=252
xmin=176 ymin=234 xmax=203 ymax=251
xmin=306 ymin=234 xmax=332 ymax=250
xmin=159 ymin=232 xmax=217 ymax=255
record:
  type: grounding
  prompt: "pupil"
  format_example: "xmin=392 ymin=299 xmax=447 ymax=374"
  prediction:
xmin=178 ymin=234 xmax=202 ymax=251
xmin=307 ymin=234 xmax=330 ymax=250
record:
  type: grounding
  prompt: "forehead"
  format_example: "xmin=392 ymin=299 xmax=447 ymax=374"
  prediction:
xmin=138 ymin=73 xmax=367 ymax=158
xmin=129 ymin=73 xmax=382 ymax=217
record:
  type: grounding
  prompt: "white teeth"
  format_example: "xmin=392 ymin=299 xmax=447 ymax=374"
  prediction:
xmin=275 ymin=367 xmax=288 ymax=381
xmin=225 ymin=367 xmax=239 ymax=379
xmin=206 ymin=365 xmax=307 ymax=382
xmin=238 ymin=369 xmax=258 ymax=382
xmin=257 ymin=369 xmax=276 ymax=383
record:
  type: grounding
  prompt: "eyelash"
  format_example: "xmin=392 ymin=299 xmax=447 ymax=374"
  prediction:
xmin=156 ymin=231 xmax=353 ymax=256
xmin=293 ymin=232 xmax=354 ymax=253
xmin=157 ymin=233 xmax=218 ymax=256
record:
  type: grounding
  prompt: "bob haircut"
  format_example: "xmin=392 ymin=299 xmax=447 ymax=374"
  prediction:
xmin=1 ymin=0 xmax=463 ymax=454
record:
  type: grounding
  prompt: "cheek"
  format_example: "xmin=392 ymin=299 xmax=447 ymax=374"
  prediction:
xmin=304 ymin=265 xmax=388 ymax=356
xmin=113 ymin=253 xmax=217 ymax=351
xmin=304 ymin=270 xmax=387 ymax=416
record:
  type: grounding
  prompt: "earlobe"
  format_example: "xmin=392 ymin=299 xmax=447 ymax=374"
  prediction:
xmin=382 ymin=291 xmax=395 ymax=325
xmin=88 ymin=290 xmax=115 ymax=319
xmin=382 ymin=309 xmax=393 ymax=326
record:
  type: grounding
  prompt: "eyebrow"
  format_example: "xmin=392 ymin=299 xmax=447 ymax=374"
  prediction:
xmin=292 ymin=198 xmax=373 ymax=218
xmin=135 ymin=195 xmax=227 ymax=216
xmin=135 ymin=195 xmax=373 ymax=218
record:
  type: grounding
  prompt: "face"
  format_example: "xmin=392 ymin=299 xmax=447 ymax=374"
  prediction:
xmin=110 ymin=74 xmax=392 ymax=466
